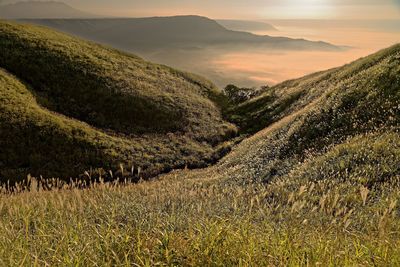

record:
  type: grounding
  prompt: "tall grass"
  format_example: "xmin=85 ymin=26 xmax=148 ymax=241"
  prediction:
xmin=0 ymin=22 xmax=399 ymax=267
xmin=0 ymin=166 xmax=399 ymax=266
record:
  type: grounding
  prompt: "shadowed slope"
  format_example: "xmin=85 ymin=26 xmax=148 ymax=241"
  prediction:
xmin=0 ymin=21 xmax=236 ymax=182
xmin=0 ymin=21 xmax=234 ymax=137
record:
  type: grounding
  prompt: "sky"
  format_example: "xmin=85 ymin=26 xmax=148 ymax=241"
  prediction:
xmin=3 ymin=0 xmax=400 ymax=20
xmin=62 ymin=0 xmax=400 ymax=19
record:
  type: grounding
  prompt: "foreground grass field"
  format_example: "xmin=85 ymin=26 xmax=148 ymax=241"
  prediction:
xmin=1 ymin=166 xmax=399 ymax=266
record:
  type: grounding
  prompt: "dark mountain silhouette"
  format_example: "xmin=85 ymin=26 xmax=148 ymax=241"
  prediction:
xmin=20 ymin=16 xmax=341 ymax=51
xmin=0 ymin=1 xmax=97 ymax=19
xmin=217 ymin=19 xmax=278 ymax=32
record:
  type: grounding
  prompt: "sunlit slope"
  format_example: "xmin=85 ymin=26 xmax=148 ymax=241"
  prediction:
xmin=229 ymin=44 xmax=400 ymax=135
xmin=216 ymin=44 xmax=400 ymax=184
xmin=0 ymin=21 xmax=236 ymax=182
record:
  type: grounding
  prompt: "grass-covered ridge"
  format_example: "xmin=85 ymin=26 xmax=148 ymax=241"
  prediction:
xmin=0 ymin=29 xmax=399 ymax=264
xmin=0 ymin=21 xmax=233 ymax=136
xmin=0 ymin=21 xmax=236 ymax=182
xmin=0 ymin=68 xmax=231 ymax=182
xmin=228 ymin=44 xmax=400 ymax=136
xmin=220 ymin=43 xmax=399 ymax=183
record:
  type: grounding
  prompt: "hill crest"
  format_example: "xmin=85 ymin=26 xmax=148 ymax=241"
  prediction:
xmin=0 ymin=20 xmax=236 ymax=181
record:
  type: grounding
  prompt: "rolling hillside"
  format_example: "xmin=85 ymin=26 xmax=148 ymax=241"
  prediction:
xmin=0 ymin=21 xmax=236 ymax=182
xmin=0 ymin=16 xmax=399 ymax=265
xmin=0 ymin=19 xmax=398 ymax=183
xmin=199 ymin=43 xmax=400 ymax=185
xmin=0 ymin=43 xmax=399 ymax=266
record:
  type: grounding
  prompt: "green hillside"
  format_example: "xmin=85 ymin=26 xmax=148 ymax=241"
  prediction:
xmin=219 ymin=43 xmax=399 ymax=184
xmin=0 ymin=19 xmax=399 ymax=265
xmin=0 ymin=21 xmax=236 ymax=182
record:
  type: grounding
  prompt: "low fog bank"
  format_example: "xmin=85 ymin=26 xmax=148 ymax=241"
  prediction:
xmin=140 ymin=25 xmax=400 ymax=88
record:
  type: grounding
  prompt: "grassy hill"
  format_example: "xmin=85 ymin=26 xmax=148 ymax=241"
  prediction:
xmin=218 ymin=43 xmax=400 ymax=184
xmin=228 ymin=44 xmax=400 ymax=136
xmin=0 ymin=21 xmax=236 ymax=182
xmin=0 ymin=19 xmax=399 ymax=265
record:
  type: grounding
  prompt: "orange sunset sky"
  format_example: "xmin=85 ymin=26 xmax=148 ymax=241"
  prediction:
xmin=51 ymin=0 xmax=400 ymax=20
xmin=3 ymin=0 xmax=400 ymax=19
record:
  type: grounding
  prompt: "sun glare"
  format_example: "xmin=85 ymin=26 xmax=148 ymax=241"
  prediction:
xmin=262 ymin=0 xmax=335 ymax=19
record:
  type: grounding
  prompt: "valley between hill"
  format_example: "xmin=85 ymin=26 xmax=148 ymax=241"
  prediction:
xmin=0 ymin=20 xmax=399 ymax=266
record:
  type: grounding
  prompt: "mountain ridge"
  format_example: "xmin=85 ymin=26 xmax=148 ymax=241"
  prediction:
xmin=19 ymin=16 xmax=341 ymax=51
xmin=0 ymin=1 xmax=98 ymax=19
xmin=217 ymin=19 xmax=278 ymax=32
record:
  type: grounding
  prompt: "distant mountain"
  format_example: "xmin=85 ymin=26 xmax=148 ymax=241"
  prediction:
xmin=0 ymin=1 xmax=97 ymax=19
xmin=267 ymin=19 xmax=400 ymax=32
xmin=217 ymin=19 xmax=278 ymax=32
xmin=20 ymin=16 xmax=341 ymax=51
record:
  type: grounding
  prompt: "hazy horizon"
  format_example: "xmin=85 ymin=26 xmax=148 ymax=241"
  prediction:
xmin=1 ymin=0 xmax=400 ymax=20
xmin=1 ymin=0 xmax=399 ymax=87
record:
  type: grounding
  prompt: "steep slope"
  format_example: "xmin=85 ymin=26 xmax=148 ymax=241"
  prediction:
xmin=0 ymin=1 xmax=96 ymax=19
xmin=179 ymin=44 xmax=400 ymax=187
xmin=20 ymin=16 xmax=340 ymax=51
xmin=0 ymin=21 xmax=236 ymax=182
xmin=0 ymin=43 xmax=399 ymax=266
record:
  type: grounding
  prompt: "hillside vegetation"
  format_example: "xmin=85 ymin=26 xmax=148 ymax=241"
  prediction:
xmin=0 ymin=163 xmax=399 ymax=266
xmin=0 ymin=21 xmax=236 ymax=182
xmin=0 ymin=19 xmax=399 ymax=265
xmin=215 ymin=43 xmax=400 ymax=186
